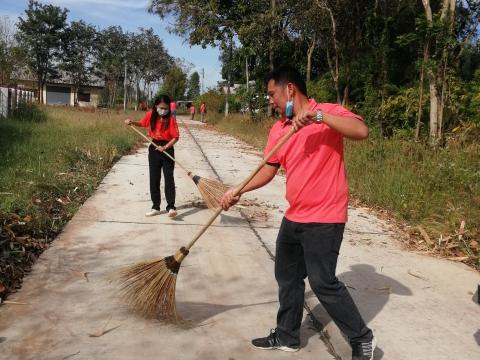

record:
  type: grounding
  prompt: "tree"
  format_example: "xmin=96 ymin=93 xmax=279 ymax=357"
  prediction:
xmin=160 ymin=63 xmax=187 ymax=101
xmin=149 ymin=0 xmax=246 ymax=115
xmin=187 ymin=71 xmax=200 ymax=99
xmin=139 ymin=28 xmax=173 ymax=101
xmin=94 ymin=26 xmax=128 ymax=106
xmin=420 ymin=0 xmax=455 ymax=145
xmin=16 ymin=0 xmax=68 ymax=103
xmin=61 ymin=20 xmax=96 ymax=105
xmin=0 ymin=16 xmax=27 ymax=86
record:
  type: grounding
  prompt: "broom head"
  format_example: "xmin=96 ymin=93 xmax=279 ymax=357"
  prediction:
xmin=192 ymin=175 xmax=230 ymax=210
xmin=114 ymin=246 xmax=189 ymax=321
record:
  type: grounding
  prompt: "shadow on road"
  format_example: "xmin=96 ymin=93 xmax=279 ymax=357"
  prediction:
xmin=300 ymin=264 xmax=412 ymax=359
xmin=176 ymin=300 xmax=277 ymax=327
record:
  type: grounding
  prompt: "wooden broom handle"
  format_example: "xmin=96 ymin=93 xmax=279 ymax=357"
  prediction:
xmin=183 ymin=126 xmax=297 ymax=252
xmin=128 ymin=125 xmax=191 ymax=175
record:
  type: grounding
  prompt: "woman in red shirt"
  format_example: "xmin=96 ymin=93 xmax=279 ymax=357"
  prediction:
xmin=125 ymin=95 xmax=180 ymax=218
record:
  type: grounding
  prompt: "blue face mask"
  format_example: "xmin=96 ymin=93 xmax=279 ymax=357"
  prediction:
xmin=285 ymin=100 xmax=294 ymax=119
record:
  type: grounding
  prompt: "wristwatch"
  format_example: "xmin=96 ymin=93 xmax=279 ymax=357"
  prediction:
xmin=315 ymin=110 xmax=324 ymax=124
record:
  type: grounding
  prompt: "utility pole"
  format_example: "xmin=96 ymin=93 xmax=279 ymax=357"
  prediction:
xmin=246 ymin=56 xmax=249 ymax=91
xmin=123 ymin=61 xmax=127 ymax=113
xmin=225 ymin=34 xmax=233 ymax=117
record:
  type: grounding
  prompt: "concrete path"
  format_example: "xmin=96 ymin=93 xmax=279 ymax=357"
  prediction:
xmin=0 ymin=116 xmax=479 ymax=360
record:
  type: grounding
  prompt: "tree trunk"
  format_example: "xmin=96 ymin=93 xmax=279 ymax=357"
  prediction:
xmin=267 ymin=0 xmax=276 ymax=117
xmin=306 ymin=36 xmax=315 ymax=83
xmin=225 ymin=35 xmax=233 ymax=117
xmin=422 ymin=0 xmax=455 ymax=146
xmin=428 ymin=79 xmax=440 ymax=144
xmin=326 ymin=47 xmax=341 ymax=104
xmin=269 ymin=0 xmax=276 ymax=71
xmin=320 ymin=2 xmax=341 ymax=104
xmin=135 ymin=80 xmax=138 ymax=111
xmin=37 ymin=79 xmax=42 ymax=104
xmin=415 ymin=43 xmax=428 ymax=140
xmin=246 ymin=56 xmax=249 ymax=90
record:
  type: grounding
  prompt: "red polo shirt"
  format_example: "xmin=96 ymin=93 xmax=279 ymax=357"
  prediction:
xmin=263 ymin=98 xmax=364 ymax=223
xmin=138 ymin=110 xmax=180 ymax=141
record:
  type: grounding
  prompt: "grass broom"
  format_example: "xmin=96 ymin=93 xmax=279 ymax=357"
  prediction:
xmin=128 ymin=124 xmax=229 ymax=209
xmin=116 ymin=126 xmax=297 ymax=321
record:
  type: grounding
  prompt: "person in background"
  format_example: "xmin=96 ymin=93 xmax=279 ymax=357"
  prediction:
xmin=200 ymin=102 xmax=206 ymax=123
xmin=125 ymin=94 xmax=179 ymax=218
xmin=170 ymin=100 xmax=177 ymax=118
xmin=189 ymin=103 xmax=196 ymax=120
xmin=221 ymin=66 xmax=375 ymax=360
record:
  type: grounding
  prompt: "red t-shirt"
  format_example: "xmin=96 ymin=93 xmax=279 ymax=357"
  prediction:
xmin=138 ymin=110 xmax=180 ymax=141
xmin=263 ymin=98 xmax=364 ymax=223
xmin=189 ymin=105 xmax=195 ymax=114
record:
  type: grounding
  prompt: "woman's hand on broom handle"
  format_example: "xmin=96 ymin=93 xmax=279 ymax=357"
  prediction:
xmin=125 ymin=119 xmax=132 ymax=125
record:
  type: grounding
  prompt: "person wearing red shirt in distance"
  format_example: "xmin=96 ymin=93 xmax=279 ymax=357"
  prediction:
xmin=170 ymin=100 xmax=177 ymax=118
xmin=189 ymin=103 xmax=195 ymax=120
xmin=200 ymin=102 xmax=206 ymax=122
xmin=221 ymin=66 xmax=375 ymax=360
xmin=125 ymin=94 xmax=179 ymax=218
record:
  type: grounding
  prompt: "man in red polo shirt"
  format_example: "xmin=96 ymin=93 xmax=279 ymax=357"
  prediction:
xmin=221 ymin=66 xmax=375 ymax=360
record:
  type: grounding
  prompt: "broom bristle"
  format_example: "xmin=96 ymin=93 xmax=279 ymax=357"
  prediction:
xmin=197 ymin=177 xmax=230 ymax=210
xmin=114 ymin=256 xmax=180 ymax=320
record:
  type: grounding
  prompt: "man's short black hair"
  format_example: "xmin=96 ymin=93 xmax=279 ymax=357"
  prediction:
xmin=265 ymin=66 xmax=307 ymax=97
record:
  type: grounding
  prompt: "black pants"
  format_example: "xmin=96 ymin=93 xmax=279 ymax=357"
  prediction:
xmin=275 ymin=217 xmax=372 ymax=346
xmin=148 ymin=141 xmax=175 ymax=211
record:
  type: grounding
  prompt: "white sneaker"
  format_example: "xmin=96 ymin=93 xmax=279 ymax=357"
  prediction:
xmin=145 ymin=209 xmax=161 ymax=217
xmin=168 ymin=209 xmax=177 ymax=218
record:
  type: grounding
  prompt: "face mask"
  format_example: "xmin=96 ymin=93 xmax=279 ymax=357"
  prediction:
xmin=285 ymin=100 xmax=294 ymax=119
xmin=157 ymin=108 xmax=169 ymax=116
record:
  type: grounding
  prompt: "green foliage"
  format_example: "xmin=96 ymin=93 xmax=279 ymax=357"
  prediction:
xmin=468 ymin=69 xmax=480 ymax=125
xmin=160 ymin=64 xmax=187 ymax=101
xmin=16 ymin=0 xmax=68 ymax=97
xmin=197 ymin=89 xmax=224 ymax=115
xmin=0 ymin=16 xmax=27 ymax=85
xmin=61 ymin=20 xmax=97 ymax=101
xmin=307 ymin=76 xmax=337 ymax=103
xmin=187 ymin=71 xmax=200 ymax=99
xmin=374 ymin=87 xmax=423 ymax=135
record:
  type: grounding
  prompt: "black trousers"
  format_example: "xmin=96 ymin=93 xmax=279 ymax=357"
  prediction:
xmin=275 ymin=217 xmax=372 ymax=346
xmin=148 ymin=141 xmax=175 ymax=211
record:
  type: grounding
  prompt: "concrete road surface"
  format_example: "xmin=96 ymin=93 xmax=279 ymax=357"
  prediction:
xmin=1 ymin=116 xmax=479 ymax=360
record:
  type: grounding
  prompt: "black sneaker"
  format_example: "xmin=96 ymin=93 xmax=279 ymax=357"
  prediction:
xmin=251 ymin=329 xmax=299 ymax=352
xmin=351 ymin=336 xmax=376 ymax=360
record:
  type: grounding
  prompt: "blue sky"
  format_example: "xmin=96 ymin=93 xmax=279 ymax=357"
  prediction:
xmin=0 ymin=0 xmax=222 ymax=90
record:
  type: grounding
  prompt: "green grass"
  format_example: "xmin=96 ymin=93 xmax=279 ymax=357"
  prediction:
xmin=208 ymin=114 xmax=480 ymax=268
xmin=0 ymin=105 xmax=142 ymax=294
xmin=346 ymin=136 xmax=479 ymax=262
